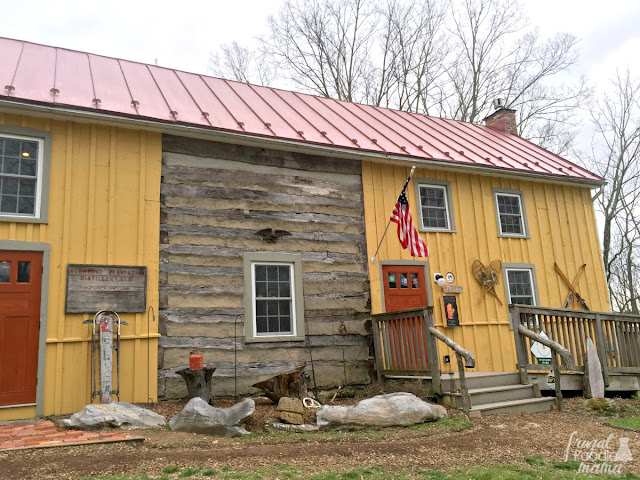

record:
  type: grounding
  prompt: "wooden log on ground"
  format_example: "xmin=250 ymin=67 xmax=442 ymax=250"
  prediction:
xmin=252 ymin=365 xmax=307 ymax=404
xmin=177 ymin=367 xmax=216 ymax=404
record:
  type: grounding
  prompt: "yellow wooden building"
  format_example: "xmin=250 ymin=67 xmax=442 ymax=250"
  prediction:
xmin=362 ymin=159 xmax=609 ymax=373
xmin=0 ymin=112 xmax=162 ymax=421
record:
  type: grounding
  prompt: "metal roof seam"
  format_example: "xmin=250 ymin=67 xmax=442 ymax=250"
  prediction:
xmin=417 ymin=115 xmax=492 ymax=166
xmin=245 ymin=83 xmax=307 ymax=139
xmin=197 ymin=75 xmax=241 ymax=129
xmin=116 ymin=59 xmax=139 ymax=116
xmin=222 ymin=79 xmax=276 ymax=136
xmin=172 ymin=70 xmax=212 ymax=127
xmin=317 ymin=96 xmax=384 ymax=152
xmin=267 ymin=87 xmax=331 ymax=142
xmin=51 ymin=48 xmax=59 ymax=103
xmin=289 ymin=91 xmax=349 ymax=146
xmin=372 ymin=107 xmax=434 ymax=156
xmin=371 ymin=106 xmax=445 ymax=158
xmin=7 ymin=41 xmax=24 ymax=91
xmin=341 ymin=102 xmax=409 ymax=152
xmin=441 ymin=118 xmax=531 ymax=170
xmin=507 ymin=133 xmax=598 ymax=180
xmin=387 ymin=110 xmax=456 ymax=159
xmin=457 ymin=120 xmax=568 ymax=177
xmin=145 ymin=64 xmax=176 ymax=121
xmin=86 ymin=54 xmax=99 ymax=109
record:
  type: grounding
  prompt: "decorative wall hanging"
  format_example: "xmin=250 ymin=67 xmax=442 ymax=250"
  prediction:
xmin=554 ymin=262 xmax=589 ymax=310
xmin=472 ymin=260 xmax=503 ymax=305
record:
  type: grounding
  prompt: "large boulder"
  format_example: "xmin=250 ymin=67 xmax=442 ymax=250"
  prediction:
xmin=317 ymin=393 xmax=446 ymax=430
xmin=63 ymin=402 xmax=166 ymax=430
xmin=169 ymin=397 xmax=255 ymax=437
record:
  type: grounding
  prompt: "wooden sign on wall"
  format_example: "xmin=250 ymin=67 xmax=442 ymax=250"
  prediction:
xmin=65 ymin=264 xmax=147 ymax=313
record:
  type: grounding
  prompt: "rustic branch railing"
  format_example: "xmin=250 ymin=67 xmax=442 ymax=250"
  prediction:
xmin=372 ymin=307 xmax=475 ymax=415
xmin=510 ymin=305 xmax=640 ymax=389
xmin=428 ymin=325 xmax=475 ymax=416
xmin=515 ymin=323 xmax=575 ymax=411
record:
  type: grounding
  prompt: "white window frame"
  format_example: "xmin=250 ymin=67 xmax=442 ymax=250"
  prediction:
xmin=0 ymin=126 xmax=51 ymax=224
xmin=243 ymin=252 xmax=305 ymax=342
xmin=493 ymin=189 xmax=529 ymax=238
xmin=503 ymin=265 xmax=538 ymax=306
xmin=415 ymin=179 xmax=456 ymax=232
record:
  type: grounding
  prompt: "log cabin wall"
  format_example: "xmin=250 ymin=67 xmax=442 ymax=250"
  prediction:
xmin=159 ymin=135 xmax=372 ymax=398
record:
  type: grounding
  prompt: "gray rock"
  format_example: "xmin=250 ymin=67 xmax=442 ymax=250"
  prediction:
xmin=317 ymin=392 xmax=446 ymax=430
xmin=168 ymin=397 xmax=255 ymax=437
xmin=63 ymin=402 xmax=166 ymax=430
xmin=584 ymin=338 xmax=605 ymax=399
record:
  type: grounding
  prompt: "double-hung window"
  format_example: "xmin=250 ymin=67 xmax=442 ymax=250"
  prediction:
xmin=0 ymin=127 xmax=51 ymax=223
xmin=243 ymin=252 xmax=305 ymax=342
xmin=416 ymin=179 xmax=455 ymax=232
xmin=494 ymin=189 xmax=528 ymax=237
xmin=504 ymin=266 xmax=538 ymax=306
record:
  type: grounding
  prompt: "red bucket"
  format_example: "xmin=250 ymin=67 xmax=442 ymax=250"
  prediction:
xmin=189 ymin=351 xmax=203 ymax=370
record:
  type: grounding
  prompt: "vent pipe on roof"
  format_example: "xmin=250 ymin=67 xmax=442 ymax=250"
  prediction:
xmin=484 ymin=100 xmax=517 ymax=135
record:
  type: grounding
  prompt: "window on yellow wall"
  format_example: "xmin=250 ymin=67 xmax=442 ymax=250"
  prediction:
xmin=415 ymin=178 xmax=456 ymax=232
xmin=0 ymin=127 xmax=51 ymax=224
xmin=493 ymin=189 xmax=529 ymax=238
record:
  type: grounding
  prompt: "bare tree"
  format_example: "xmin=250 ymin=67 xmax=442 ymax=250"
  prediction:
xmin=209 ymin=41 xmax=277 ymax=86
xmin=591 ymin=70 xmax=640 ymax=313
xmin=208 ymin=0 xmax=589 ymax=154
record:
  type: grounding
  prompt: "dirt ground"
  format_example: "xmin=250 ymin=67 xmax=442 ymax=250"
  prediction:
xmin=2 ymin=396 xmax=640 ymax=479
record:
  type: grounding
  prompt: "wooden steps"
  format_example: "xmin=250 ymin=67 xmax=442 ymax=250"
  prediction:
xmin=439 ymin=372 xmax=555 ymax=416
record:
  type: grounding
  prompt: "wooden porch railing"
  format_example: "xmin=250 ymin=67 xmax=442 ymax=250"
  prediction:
xmin=371 ymin=307 xmax=475 ymax=413
xmin=510 ymin=305 xmax=640 ymax=387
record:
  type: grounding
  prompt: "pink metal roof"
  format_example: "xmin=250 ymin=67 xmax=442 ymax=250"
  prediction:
xmin=0 ymin=37 xmax=603 ymax=184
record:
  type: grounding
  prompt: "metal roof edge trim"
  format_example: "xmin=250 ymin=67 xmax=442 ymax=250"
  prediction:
xmin=0 ymin=99 xmax=606 ymax=189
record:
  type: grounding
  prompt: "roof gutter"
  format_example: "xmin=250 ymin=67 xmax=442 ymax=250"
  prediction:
xmin=0 ymin=99 xmax=605 ymax=188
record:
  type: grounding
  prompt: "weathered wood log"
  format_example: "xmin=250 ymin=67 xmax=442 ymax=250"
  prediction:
xmin=177 ymin=367 xmax=216 ymax=404
xmin=252 ymin=365 xmax=308 ymax=404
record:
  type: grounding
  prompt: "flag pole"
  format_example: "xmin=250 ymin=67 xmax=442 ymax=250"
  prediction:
xmin=371 ymin=166 xmax=416 ymax=263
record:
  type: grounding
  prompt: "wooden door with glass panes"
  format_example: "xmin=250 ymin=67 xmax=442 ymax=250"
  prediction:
xmin=382 ymin=265 xmax=428 ymax=312
xmin=0 ymin=251 xmax=42 ymax=406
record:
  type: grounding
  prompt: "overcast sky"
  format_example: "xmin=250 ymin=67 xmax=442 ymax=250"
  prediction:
xmin=1 ymin=0 xmax=638 ymax=89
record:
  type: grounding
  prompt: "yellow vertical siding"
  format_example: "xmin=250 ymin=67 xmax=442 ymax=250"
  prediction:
xmin=363 ymin=161 xmax=609 ymax=373
xmin=0 ymin=113 xmax=161 ymax=420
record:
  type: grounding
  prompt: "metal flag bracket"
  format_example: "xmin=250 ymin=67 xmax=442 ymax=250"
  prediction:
xmin=83 ymin=310 xmax=128 ymax=403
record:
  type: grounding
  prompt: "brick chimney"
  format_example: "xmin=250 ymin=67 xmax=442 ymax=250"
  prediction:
xmin=484 ymin=104 xmax=517 ymax=135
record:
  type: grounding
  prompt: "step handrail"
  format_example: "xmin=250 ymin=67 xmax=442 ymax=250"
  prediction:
xmin=428 ymin=326 xmax=475 ymax=416
xmin=516 ymin=324 xmax=575 ymax=411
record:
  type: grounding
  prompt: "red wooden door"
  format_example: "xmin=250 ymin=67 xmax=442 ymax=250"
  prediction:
xmin=382 ymin=265 xmax=428 ymax=312
xmin=0 ymin=251 xmax=42 ymax=406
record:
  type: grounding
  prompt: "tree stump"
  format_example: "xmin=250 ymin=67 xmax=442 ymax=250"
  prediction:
xmin=177 ymin=367 xmax=216 ymax=404
xmin=252 ymin=365 xmax=307 ymax=404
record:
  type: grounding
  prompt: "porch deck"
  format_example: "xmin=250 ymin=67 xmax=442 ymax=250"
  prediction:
xmin=372 ymin=307 xmax=640 ymax=415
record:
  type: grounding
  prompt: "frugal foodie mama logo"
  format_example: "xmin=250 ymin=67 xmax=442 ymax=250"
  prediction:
xmin=565 ymin=431 xmax=633 ymax=474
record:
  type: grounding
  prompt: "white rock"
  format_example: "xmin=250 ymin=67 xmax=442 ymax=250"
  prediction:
xmin=63 ymin=402 xmax=166 ymax=430
xmin=316 ymin=392 xmax=446 ymax=430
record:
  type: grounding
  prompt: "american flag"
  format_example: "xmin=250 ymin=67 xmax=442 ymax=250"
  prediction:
xmin=390 ymin=177 xmax=430 ymax=257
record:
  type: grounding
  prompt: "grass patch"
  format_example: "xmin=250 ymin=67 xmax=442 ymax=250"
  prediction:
xmin=83 ymin=461 xmax=640 ymax=479
xmin=524 ymin=454 xmax=545 ymax=466
xmin=551 ymin=460 xmax=581 ymax=471
xmin=608 ymin=417 xmax=640 ymax=431
xmin=161 ymin=466 xmax=180 ymax=474
xmin=408 ymin=416 xmax=472 ymax=433
xmin=178 ymin=467 xmax=201 ymax=477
